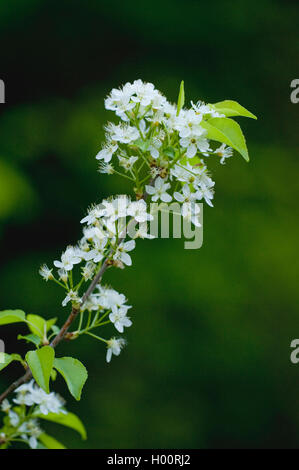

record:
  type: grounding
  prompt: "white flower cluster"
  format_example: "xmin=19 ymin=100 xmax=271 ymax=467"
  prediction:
xmin=13 ymin=380 xmax=65 ymax=415
xmin=85 ymin=285 xmax=132 ymax=335
xmin=96 ymin=79 xmax=234 ymax=213
xmin=44 ymin=195 xmax=153 ymax=290
xmin=104 ymin=79 xmax=167 ymax=122
xmin=0 ymin=381 xmax=66 ymax=449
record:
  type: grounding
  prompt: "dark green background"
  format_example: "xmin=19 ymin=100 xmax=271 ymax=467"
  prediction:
xmin=0 ymin=0 xmax=298 ymax=449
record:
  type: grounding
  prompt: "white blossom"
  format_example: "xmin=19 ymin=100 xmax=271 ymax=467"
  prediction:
xmin=96 ymin=142 xmax=118 ymax=163
xmin=14 ymin=382 xmax=35 ymax=406
xmin=102 ymin=195 xmax=131 ymax=222
xmin=62 ymin=289 xmax=81 ymax=307
xmin=130 ymin=79 xmax=162 ymax=107
xmin=170 ymin=162 xmax=208 ymax=187
xmin=82 ymin=261 xmax=96 ymax=281
xmin=196 ymin=183 xmax=214 ymax=207
xmin=134 ymin=222 xmax=155 ymax=239
xmin=145 ymin=177 xmax=172 ymax=203
xmin=149 ymin=137 xmax=162 ymax=159
xmin=118 ymin=155 xmax=138 ymax=171
xmin=214 ymin=143 xmax=233 ymax=164
xmin=39 ymin=264 xmax=53 ymax=281
xmin=8 ymin=410 xmax=19 ymax=427
xmin=29 ymin=385 xmax=65 ymax=416
xmin=180 ymin=133 xmax=210 ymax=158
xmin=113 ymin=240 xmax=136 ymax=266
xmin=54 ymin=246 xmax=81 ymax=271
xmin=106 ymin=337 xmax=126 ymax=363
xmin=98 ymin=161 xmax=114 ymax=174
xmin=19 ymin=419 xmax=41 ymax=449
xmin=127 ymin=200 xmax=153 ymax=223
xmin=181 ymin=202 xmax=201 ymax=227
xmin=105 ymin=122 xmax=139 ymax=144
xmin=80 ymin=204 xmax=105 ymax=226
xmin=105 ymin=82 xmax=135 ymax=120
xmin=109 ymin=307 xmax=132 ymax=333
xmin=0 ymin=399 xmax=11 ymax=413
xmin=83 ymin=226 xmax=105 ymax=242
xmin=58 ymin=268 xmax=68 ymax=283
xmin=91 ymin=237 xmax=108 ymax=263
xmin=96 ymin=286 xmax=130 ymax=315
xmin=174 ymin=109 xmax=204 ymax=138
xmin=174 ymin=184 xmax=197 ymax=204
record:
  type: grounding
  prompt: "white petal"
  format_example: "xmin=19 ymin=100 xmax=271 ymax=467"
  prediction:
xmin=186 ymin=144 xmax=197 ymax=158
xmin=95 ymin=150 xmax=105 ymax=160
xmin=155 ymin=177 xmax=163 ymax=189
xmin=123 ymin=240 xmax=136 ymax=252
xmin=161 ymin=193 xmax=172 ymax=203
xmin=115 ymin=322 xmax=124 ymax=333
xmin=120 ymin=252 xmax=132 ymax=266
xmin=180 ymin=137 xmax=189 ymax=148
xmin=179 ymin=127 xmax=190 ymax=138
xmin=205 ymin=197 xmax=214 ymax=207
xmin=174 ymin=192 xmax=184 ymax=202
xmin=123 ymin=318 xmax=132 ymax=327
xmin=145 ymin=185 xmax=155 ymax=195
xmin=106 ymin=349 xmax=112 ymax=363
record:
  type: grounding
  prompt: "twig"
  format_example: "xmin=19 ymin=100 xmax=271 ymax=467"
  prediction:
xmin=0 ymin=369 xmax=32 ymax=404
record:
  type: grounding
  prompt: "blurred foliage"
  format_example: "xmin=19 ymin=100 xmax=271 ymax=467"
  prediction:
xmin=0 ymin=0 xmax=298 ymax=449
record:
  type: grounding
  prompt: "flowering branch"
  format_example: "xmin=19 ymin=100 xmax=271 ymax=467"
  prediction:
xmin=0 ymin=80 xmax=256 ymax=448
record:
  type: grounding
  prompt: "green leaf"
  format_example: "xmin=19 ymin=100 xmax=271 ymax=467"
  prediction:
xmin=0 ymin=353 xmax=23 ymax=371
xmin=54 ymin=357 xmax=88 ymax=401
xmin=51 ymin=325 xmax=60 ymax=335
xmin=0 ymin=310 xmax=26 ymax=326
xmin=176 ymin=80 xmax=185 ymax=116
xmin=201 ymin=117 xmax=249 ymax=161
xmin=212 ymin=100 xmax=257 ymax=119
xmin=46 ymin=318 xmax=57 ymax=330
xmin=11 ymin=353 xmax=23 ymax=362
xmin=18 ymin=334 xmax=41 ymax=347
xmin=37 ymin=412 xmax=87 ymax=440
xmin=39 ymin=433 xmax=66 ymax=449
xmin=25 ymin=346 xmax=55 ymax=393
xmin=26 ymin=314 xmax=57 ymax=339
xmin=0 ymin=353 xmax=14 ymax=371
